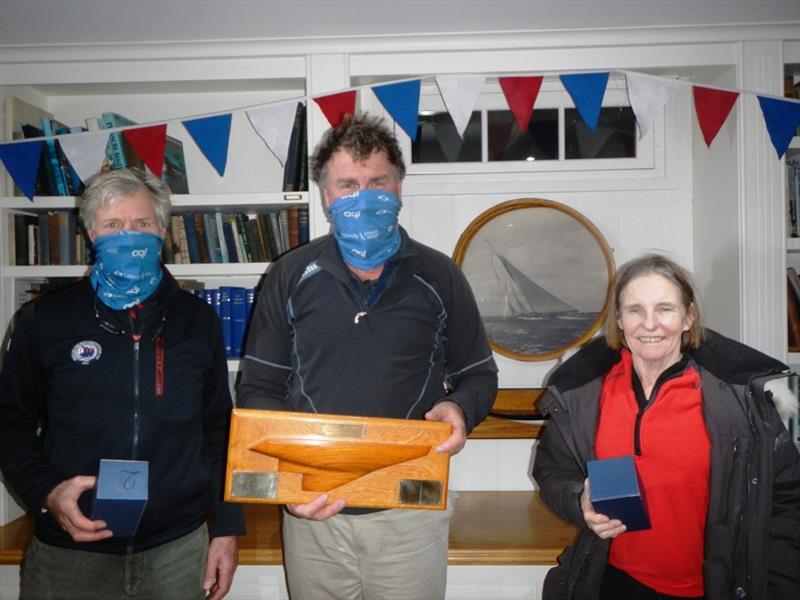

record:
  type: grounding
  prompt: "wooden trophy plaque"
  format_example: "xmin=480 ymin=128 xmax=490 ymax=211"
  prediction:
xmin=225 ymin=409 xmax=452 ymax=510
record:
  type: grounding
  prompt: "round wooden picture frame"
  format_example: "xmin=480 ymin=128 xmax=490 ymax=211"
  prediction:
xmin=452 ymin=198 xmax=615 ymax=362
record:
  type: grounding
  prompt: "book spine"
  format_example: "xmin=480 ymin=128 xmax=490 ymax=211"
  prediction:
xmin=297 ymin=206 xmax=309 ymax=245
xmin=282 ymin=102 xmax=304 ymax=192
xmin=219 ymin=286 xmax=233 ymax=356
xmin=37 ymin=213 xmax=50 ymax=266
xmin=278 ymin=209 xmax=289 ymax=255
xmin=215 ymin=213 xmax=229 ymax=263
xmin=287 ymin=206 xmax=300 ymax=249
xmin=235 ymin=213 xmax=253 ymax=262
xmin=48 ymin=212 xmax=60 ymax=265
xmin=256 ymin=214 xmax=275 ymax=262
xmin=222 ymin=216 xmax=240 ymax=263
xmin=182 ymin=213 xmax=202 ymax=263
xmin=229 ymin=287 xmax=247 ymax=358
xmin=41 ymin=118 xmax=69 ymax=196
xmin=203 ymin=213 xmax=222 ymax=263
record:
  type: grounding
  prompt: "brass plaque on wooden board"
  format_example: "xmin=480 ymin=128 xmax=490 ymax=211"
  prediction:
xmin=225 ymin=409 xmax=452 ymax=510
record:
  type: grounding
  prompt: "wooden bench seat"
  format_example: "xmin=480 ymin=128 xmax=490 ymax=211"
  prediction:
xmin=0 ymin=491 xmax=576 ymax=567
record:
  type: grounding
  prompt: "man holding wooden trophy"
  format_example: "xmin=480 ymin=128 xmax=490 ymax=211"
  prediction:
xmin=235 ymin=113 xmax=498 ymax=599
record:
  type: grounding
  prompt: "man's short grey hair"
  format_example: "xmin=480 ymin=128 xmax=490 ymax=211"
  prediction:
xmin=80 ymin=168 xmax=171 ymax=232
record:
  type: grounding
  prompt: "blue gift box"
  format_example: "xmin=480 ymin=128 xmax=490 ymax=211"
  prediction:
xmin=90 ymin=459 xmax=148 ymax=537
xmin=587 ymin=455 xmax=651 ymax=532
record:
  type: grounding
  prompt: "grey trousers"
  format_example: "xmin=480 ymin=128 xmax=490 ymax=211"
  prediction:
xmin=19 ymin=523 xmax=208 ymax=600
xmin=282 ymin=496 xmax=456 ymax=600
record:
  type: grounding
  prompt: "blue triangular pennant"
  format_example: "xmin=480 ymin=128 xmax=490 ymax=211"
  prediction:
xmin=560 ymin=73 xmax=610 ymax=132
xmin=757 ymin=96 xmax=800 ymax=159
xmin=182 ymin=113 xmax=232 ymax=177
xmin=372 ymin=80 xmax=421 ymax=141
xmin=0 ymin=140 xmax=44 ymax=200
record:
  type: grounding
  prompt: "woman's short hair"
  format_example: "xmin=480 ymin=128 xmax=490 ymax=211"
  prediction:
xmin=79 ymin=168 xmax=171 ymax=232
xmin=605 ymin=253 xmax=706 ymax=351
xmin=310 ymin=113 xmax=406 ymax=186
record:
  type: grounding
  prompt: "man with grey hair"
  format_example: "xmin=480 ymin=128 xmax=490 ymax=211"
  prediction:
xmin=239 ymin=114 xmax=498 ymax=600
xmin=0 ymin=168 xmax=244 ymax=600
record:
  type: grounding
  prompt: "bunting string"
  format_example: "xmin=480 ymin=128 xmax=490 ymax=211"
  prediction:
xmin=1 ymin=68 xmax=798 ymax=201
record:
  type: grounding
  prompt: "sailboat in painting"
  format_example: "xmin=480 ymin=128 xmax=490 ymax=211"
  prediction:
xmin=484 ymin=241 xmax=599 ymax=355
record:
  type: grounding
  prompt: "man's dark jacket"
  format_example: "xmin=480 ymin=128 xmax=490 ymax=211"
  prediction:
xmin=0 ymin=274 xmax=245 ymax=553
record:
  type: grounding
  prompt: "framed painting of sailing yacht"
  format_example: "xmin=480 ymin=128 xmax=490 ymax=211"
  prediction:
xmin=453 ymin=198 xmax=614 ymax=361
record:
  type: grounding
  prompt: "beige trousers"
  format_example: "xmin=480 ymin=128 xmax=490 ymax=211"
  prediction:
xmin=282 ymin=495 xmax=456 ymax=600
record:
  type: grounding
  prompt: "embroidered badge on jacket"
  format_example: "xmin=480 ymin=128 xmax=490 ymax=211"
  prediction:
xmin=71 ymin=341 xmax=102 ymax=365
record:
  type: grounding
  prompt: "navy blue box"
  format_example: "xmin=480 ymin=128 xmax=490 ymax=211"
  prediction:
xmin=90 ymin=459 xmax=148 ymax=537
xmin=587 ymin=455 xmax=651 ymax=531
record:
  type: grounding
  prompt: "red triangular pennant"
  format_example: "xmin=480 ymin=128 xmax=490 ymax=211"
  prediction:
xmin=693 ymin=86 xmax=739 ymax=147
xmin=499 ymin=76 xmax=543 ymax=132
xmin=122 ymin=124 xmax=168 ymax=178
xmin=313 ymin=91 xmax=357 ymax=128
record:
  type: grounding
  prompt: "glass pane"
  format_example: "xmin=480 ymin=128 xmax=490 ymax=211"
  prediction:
xmin=565 ymin=107 xmax=636 ymax=159
xmin=411 ymin=112 xmax=482 ymax=163
xmin=488 ymin=109 xmax=558 ymax=161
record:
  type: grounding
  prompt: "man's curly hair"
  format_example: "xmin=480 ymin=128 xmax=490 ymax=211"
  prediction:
xmin=310 ymin=113 xmax=406 ymax=185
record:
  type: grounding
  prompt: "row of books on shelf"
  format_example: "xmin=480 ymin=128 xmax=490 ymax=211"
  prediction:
xmin=787 ymin=156 xmax=800 ymax=238
xmin=6 ymin=95 xmax=309 ymax=197
xmin=8 ymin=205 xmax=310 ymax=266
xmin=195 ymin=286 xmax=257 ymax=358
xmin=9 ymin=102 xmax=189 ymax=196
xmin=166 ymin=207 xmax=309 ymax=264
xmin=9 ymin=211 xmax=89 ymax=267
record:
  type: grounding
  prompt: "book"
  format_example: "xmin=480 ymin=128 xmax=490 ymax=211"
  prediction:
xmin=235 ymin=213 xmax=252 ymax=262
xmin=287 ymin=206 xmax=300 ymax=249
xmin=21 ymin=124 xmax=54 ymax=196
xmin=169 ymin=215 xmax=187 ymax=264
xmin=182 ymin=213 xmax=202 ymax=263
xmin=203 ymin=213 xmax=223 ymax=263
xmin=256 ymin=213 xmax=276 ymax=262
xmin=282 ymin=102 xmax=305 ymax=192
xmin=47 ymin=211 xmax=61 ymax=265
xmin=219 ymin=286 xmax=233 ymax=356
xmin=297 ymin=206 xmax=310 ymax=245
xmin=788 ymin=267 xmax=800 ymax=309
xmin=278 ymin=209 xmax=290 ymax=254
xmin=230 ymin=286 xmax=248 ymax=357
xmin=97 ymin=112 xmax=189 ymax=193
xmin=243 ymin=219 xmax=264 ymax=262
xmin=13 ymin=213 xmax=37 ymax=265
xmin=37 ymin=213 xmax=50 ymax=266
xmin=193 ymin=212 xmax=211 ymax=263
xmin=215 ymin=213 xmax=230 ymax=263
xmin=221 ymin=216 xmax=240 ymax=263
xmin=788 ymin=282 xmax=800 ymax=352
xmin=99 ymin=111 xmax=142 ymax=170
xmin=162 ymin=136 xmax=189 ymax=194
xmin=40 ymin=118 xmax=69 ymax=196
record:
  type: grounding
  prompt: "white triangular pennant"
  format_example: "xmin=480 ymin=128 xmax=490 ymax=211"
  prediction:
xmin=58 ymin=131 xmax=110 ymax=184
xmin=435 ymin=75 xmax=485 ymax=138
xmin=246 ymin=100 xmax=300 ymax=167
xmin=624 ymin=71 xmax=681 ymax=140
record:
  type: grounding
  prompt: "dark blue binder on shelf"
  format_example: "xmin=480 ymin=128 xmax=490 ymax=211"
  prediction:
xmin=230 ymin=287 xmax=247 ymax=357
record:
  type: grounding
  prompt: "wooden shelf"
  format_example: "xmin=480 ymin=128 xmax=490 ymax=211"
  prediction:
xmin=0 ymin=192 xmax=308 ymax=211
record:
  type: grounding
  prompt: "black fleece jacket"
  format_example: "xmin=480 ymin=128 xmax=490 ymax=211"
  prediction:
xmin=0 ymin=274 xmax=245 ymax=553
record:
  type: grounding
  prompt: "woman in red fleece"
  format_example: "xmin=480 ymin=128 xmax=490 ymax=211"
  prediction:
xmin=533 ymin=254 xmax=800 ymax=600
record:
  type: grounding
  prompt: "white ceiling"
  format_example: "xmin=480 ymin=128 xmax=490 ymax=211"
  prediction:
xmin=0 ymin=0 xmax=798 ymax=46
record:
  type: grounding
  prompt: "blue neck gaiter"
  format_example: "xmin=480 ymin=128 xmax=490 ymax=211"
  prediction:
xmin=327 ymin=189 xmax=402 ymax=270
xmin=90 ymin=231 xmax=164 ymax=310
